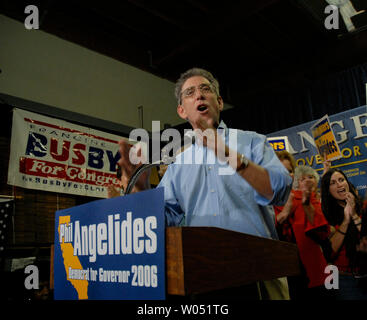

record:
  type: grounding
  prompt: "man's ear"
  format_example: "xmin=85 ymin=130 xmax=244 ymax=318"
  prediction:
xmin=217 ymin=96 xmax=224 ymax=111
xmin=177 ymin=105 xmax=188 ymax=120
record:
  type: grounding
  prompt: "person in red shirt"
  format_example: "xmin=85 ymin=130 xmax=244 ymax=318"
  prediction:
xmin=274 ymin=151 xmax=296 ymax=244
xmin=275 ymin=164 xmax=331 ymax=299
xmin=321 ymin=168 xmax=367 ymax=300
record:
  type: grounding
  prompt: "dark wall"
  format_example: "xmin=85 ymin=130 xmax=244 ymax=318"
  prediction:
xmin=221 ymin=62 xmax=367 ymax=134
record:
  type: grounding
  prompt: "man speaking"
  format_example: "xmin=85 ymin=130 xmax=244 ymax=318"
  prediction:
xmin=118 ymin=68 xmax=292 ymax=299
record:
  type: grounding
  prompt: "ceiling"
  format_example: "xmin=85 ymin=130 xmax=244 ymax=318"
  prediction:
xmin=1 ymin=0 xmax=367 ymax=119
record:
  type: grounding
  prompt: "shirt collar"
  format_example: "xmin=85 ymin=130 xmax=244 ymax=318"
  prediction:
xmin=217 ymin=120 xmax=228 ymax=137
xmin=191 ymin=120 xmax=228 ymax=148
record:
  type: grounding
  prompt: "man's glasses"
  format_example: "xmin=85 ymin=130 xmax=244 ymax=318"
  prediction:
xmin=180 ymin=83 xmax=214 ymax=101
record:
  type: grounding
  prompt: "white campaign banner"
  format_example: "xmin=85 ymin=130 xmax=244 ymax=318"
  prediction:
xmin=8 ymin=108 xmax=128 ymax=198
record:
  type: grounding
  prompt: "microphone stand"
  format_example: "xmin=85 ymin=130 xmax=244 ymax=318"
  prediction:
xmin=124 ymin=131 xmax=195 ymax=195
xmin=124 ymin=162 xmax=159 ymax=195
xmin=124 ymin=155 xmax=175 ymax=195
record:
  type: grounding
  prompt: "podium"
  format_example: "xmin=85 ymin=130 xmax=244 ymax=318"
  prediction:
xmin=51 ymin=224 xmax=301 ymax=299
xmin=166 ymin=227 xmax=300 ymax=296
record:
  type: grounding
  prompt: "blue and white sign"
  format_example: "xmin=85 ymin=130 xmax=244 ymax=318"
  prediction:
xmin=267 ymin=136 xmax=290 ymax=152
xmin=268 ymin=106 xmax=367 ymax=198
xmin=54 ymin=188 xmax=166 ymax=300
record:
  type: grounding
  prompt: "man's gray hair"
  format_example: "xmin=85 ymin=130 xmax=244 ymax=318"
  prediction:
xmin=293 ymin=165 xmax=320 ymax=189
xmin=174 ymin=68 xmax=220 ymax=104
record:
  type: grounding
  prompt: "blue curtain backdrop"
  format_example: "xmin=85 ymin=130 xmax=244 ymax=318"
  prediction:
xmin=221 ymin=62 xmax=367 ymax=134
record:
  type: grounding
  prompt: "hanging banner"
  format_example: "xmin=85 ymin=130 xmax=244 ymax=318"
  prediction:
xmin=54 ymin=188 xmax=166 ymax=300
xmin=310 ymin=114 xmax=342 ymax=162
xmin=7 ymin=108 xmax=134 ymax=198
xmin=267 ymin=106 xmax=367 ymax=198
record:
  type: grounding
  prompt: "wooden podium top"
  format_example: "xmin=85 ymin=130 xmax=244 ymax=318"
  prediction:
xmin=166 ymin=227 xmax=301 ymax=296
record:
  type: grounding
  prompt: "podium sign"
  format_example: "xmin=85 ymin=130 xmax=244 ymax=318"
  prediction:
xmin=54 ymin=188 xmax=165 ymax=300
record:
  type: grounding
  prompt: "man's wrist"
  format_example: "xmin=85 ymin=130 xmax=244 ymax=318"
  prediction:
xmin=236 ymin=153 xmax=249 ymax=172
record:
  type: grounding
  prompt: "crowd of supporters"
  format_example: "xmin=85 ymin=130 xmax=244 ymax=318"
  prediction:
xmin=275 ymin=150 xmax=367 ymax=300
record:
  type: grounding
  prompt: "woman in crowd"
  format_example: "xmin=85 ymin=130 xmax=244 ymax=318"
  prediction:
xmin=276 ymin=150 xmax=296 ymax=180
xmin=321 ymin=168 xmax=367 ymax=299
xmin=274 ymin=151 xmax=296 ymax=242
xmin=275 ymin=162 xmax=331 ymax=299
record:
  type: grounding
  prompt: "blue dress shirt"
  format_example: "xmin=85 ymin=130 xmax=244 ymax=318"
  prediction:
xmin=157 ymin=121 xmax=292 ymax=239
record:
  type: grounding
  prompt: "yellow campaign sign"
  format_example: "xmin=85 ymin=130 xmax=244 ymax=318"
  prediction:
xmin=311 ymin=114 xmax=342 ymax=161
xmin=267 ymin=136 xmax=289 ymax=152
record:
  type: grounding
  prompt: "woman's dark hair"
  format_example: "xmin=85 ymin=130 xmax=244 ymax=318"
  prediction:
xmin=320 ymin=168 xmax=363 ymax=269
xmin=321 ymin=169 xmax=362 ymax=225
xmin=321 ymin=169 xmax=362 ymax=226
